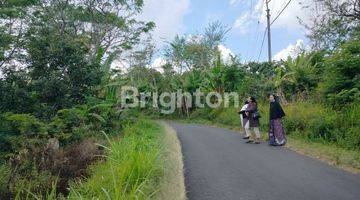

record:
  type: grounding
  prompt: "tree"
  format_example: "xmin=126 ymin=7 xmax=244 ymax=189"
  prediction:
xmin=0 ymin=0 xmax=155 ymax=118
xmin=0 ymin=0 xmax=39 ymax=69
xmin=26 ymin=28 xmax=102 ymax=117
xmin=164 ymin=21 xmax=229 ymax=73
xmin=321 ymin=31 xmax=360 ymax=106
xmin=301 ymin=0 xmax=360 ymax=50
xmin=275 ymin=53 xmax=317 ymax=102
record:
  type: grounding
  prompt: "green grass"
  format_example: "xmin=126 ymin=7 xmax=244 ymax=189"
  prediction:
xmin=287 ymin=134 xmax=360 ymax=174
xmin=68 ymin=118 xmax=165 ymax=200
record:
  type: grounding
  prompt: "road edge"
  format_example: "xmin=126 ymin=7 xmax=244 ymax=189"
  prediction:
xmin=155 ymin=120 xmax=187 ymax=200
xmin=171 ymin=119 xmax=360 ymax=175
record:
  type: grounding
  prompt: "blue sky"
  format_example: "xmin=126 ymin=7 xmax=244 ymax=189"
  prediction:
xmin=139 ymin=0 xmax=312 ymax=65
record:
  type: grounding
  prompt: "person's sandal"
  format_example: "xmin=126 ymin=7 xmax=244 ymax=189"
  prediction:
xmin=242 ymin=136 xmax=250 ymax=139
xmin=254 ymin=141 xmax=261 ymax=144
xmin=246 ymin=140 xmax=254 ymax=143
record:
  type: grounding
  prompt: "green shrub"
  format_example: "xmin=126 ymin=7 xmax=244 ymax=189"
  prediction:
xmin=68 ymin=119 xmax=164 ymax=199
xmin=48 ymin=108 xmax=88 ymax=145
xmin=4 ymin=113 xmax=47 ymax=136
xmin=189 ymin=107 xmax=214 ymax=120
xmin=321 ymin=33 xmax=360 ymax=106
xmin=0 ymin=113 xmax=48 ymax=161
xmin=213 ymin=107 xmax=240 ymax=127
xmin=0 ymin=164 xmax=11 ymax=199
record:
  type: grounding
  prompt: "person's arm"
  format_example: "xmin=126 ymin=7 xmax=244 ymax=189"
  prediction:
xmin=246 ymin=103 xmax=256 ymax=113
xmin=238 ymin=104 xmax=247 ymax=114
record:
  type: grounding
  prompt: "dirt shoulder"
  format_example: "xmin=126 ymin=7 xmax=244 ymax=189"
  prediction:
xmin=156 ymin=121 xmax=187 ymax=200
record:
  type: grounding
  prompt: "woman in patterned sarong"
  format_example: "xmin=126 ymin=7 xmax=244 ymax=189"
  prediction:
xmin=268 ymin=94 xmax=286 ymax=146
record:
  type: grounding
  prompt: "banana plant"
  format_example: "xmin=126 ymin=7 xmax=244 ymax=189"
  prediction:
xmin=275 ymin=53 xmax=316 ymax=102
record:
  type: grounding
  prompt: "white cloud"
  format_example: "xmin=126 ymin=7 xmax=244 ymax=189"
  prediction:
xmin=139 ymin=0 xmax=190 ymax=48
xmin=256 ymin=0 xmax=312 ymax=30
xmin=229 ymin=0 xmax=247 ymax=7
xmin=233 ymin=12 xmax=250 ymax=31
xmin=233 ymin=0 xmax=313 ymax=34
xmin=151 ymin=57 xmax=167 ymax=71
xmin=229 ymin=0 xmax=238 ymax=6
xmin=218 ymin=44 xmax=234 ymax=63
xmin=273 ymin=39 xmax=310 ymax=61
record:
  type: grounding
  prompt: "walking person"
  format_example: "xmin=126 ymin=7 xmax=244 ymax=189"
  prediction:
xmin=268 ymin=94 xmax=286 ymax=146
xmin=245 ymin=97 xmax=261 ymax=144
xmin=238 ymin=100 xmax=249 ymax=139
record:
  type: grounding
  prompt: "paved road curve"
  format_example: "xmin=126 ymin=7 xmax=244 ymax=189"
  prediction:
xmin=169 ymin=122 xmax=360 ymax=200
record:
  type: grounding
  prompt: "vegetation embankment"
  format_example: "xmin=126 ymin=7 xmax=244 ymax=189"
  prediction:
xmin=0 ymin=104 xmax=138 ymax=199
xmin=0 ymin=0 xmax=159 ymax=199
xmin=1 ymin=118 xmax=186 ymax=200
xmin=68 ymin=119 xmax=185 ymax=200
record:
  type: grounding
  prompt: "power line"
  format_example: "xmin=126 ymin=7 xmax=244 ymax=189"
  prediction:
xmin=256 ymin=0 xmax=291 ymax=62
xmin=257 ymin=28 xmax=267 ymax=62
xmin=251 ymin=21 xmax=260 ymax=60
xmin=277 ymin=0 xmax=288 ymax=15
xmin=245 ymin=0 xmax=255 ymax=61
xmin=271 ymin=0 xmax=292 ymax=25
xmin=249 ymin=0 xmax=265 ymax=61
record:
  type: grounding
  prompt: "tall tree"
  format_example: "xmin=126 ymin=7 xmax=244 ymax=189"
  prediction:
xmin=0 ymin=0 xmax=39 ymax=69
xmin=0 ymin=0 xmax=155 ymax=117
xmin=301 ymin=0 xmax=360 ymax=50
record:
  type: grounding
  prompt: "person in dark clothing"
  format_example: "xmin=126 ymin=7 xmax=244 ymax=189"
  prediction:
xmin=268 ymin=94 xmax=286 ymax=146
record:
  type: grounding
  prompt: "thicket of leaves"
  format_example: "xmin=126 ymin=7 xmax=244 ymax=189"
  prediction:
xmin=0 ymin=0 xmax=153 ymax=198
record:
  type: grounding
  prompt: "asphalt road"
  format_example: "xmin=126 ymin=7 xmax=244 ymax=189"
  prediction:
xmin=169 ymin=122 xmax=360 ymax=200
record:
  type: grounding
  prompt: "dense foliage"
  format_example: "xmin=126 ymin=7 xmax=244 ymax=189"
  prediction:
xmin=0 ymin=0 xmax=153 ymax=198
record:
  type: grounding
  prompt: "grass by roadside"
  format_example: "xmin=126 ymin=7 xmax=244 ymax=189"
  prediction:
xmin=67 ymin=118 xmax=186 ymax=200
xmin=173 ymin=118 xmax=360 ymax=175
xmin=287 ymin=133 xmax=360 ymax=175
xmin=155 ymin=121 xmax=186 ymax=200
xmin=68 ymin=119 xmax=164 ymax=199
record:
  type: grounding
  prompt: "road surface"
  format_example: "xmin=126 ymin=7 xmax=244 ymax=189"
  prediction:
xmin=169 ymin=122 xmax=360 ymax=200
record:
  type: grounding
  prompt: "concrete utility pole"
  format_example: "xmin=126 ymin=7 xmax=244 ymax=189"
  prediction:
xmin=265 ymin=0 xmax=272 ymax=63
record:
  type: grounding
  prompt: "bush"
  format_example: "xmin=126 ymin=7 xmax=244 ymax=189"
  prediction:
xmin=0 ymin=113 xmax=48 ymax=161
xmin=212 ymin=107 xmax=240 ymax=127
xmin=321 ymin=32 xmax=360 ymax=106
xmin=0 ymin=165 xmax=11 ymax=199
xmin=48 ymin=108 xmax=88 ymax=145
xmin=68 ymin=119 xmax=164 ymax=199
xmin=262 ymin=102 xmax=360 ymax=150
xmin=1 ymin=138 xmax=104 ymax=199
xmin=189 ymin=107 xmax=214 ymax=120
xmin=0 ymin=102 xmax=124 ymax=198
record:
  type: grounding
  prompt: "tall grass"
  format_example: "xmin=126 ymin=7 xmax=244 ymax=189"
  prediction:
xmin=67 ymin=119 xmax=164 ymax=199
xmin=274 ymin=102 xmax=360 ymax=150
xmin=188 ymin=102 xmax=360 ymax=150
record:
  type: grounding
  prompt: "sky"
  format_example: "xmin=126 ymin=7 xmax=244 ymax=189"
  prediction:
xmin=138 ymin=0 xmax=313 ymax=68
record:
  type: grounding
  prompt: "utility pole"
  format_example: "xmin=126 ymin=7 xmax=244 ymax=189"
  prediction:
xmin=265 ymin=0 xmax=272 ymax=63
